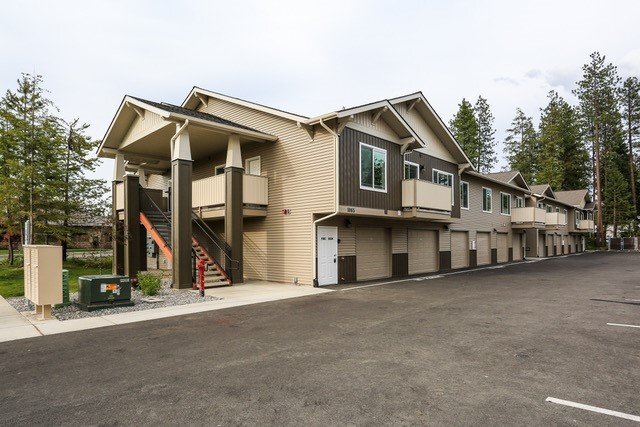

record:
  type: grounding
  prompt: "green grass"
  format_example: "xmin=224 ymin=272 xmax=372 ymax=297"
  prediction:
xmin=0 ymin=257 xmax=112 ymax=298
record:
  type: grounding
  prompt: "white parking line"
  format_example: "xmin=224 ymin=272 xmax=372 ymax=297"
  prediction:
xmin=341 ymin=275 xmax=444 ymax=291
xmin=607 ymin=323 xmax=640 ymax=329
xmin=546 ymin=397 xmax=640 ymax=422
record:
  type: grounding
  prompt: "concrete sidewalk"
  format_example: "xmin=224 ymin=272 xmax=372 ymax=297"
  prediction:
xmin=0 ymin=281 xmax=333 ymax=342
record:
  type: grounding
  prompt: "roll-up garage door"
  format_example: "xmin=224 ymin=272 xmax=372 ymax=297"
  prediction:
xmin=408 ymin=229 xmax=438 ymax=274
xmin=497 ymin=233 xmax=508 ymax=263
xmin=546 ymin=234 xmax=554 ymax=256
xmin=512 ymin=233 xmax=522 ymax=260
xmin=477 ymin=232 xmax=491 ymax=265
xmin=356 ymin=227 xmax=390 ymax=281
xmin=538 ymin=234 xmax=546 ymax=257
xmin=451 ymin=231 xmax=469 ymax=269
xmin=568 ymin=235 xmax=574 ymax=253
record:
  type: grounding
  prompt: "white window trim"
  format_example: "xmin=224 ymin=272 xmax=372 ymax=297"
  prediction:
xmin=482 ymin=187 xmax=493 ymax=213
xmin=404 ymin=161 xmax=419 ymax=180
xmin=245 ymin=156 xmax=261 ymax=176
xmin=515 ymin=196 xmax=524 ymax=208
xmin=460 ymin=181 xmax=470 ymax=210
xmin=359 ymin=142 xmax=387 ymax=193
xmin=432 ymin=168 xmax=455 ymax=206
xmin=214 ymin=164 xmax=225 ymax=175
xmin=500 ymin=192 xmax=511 ymax=216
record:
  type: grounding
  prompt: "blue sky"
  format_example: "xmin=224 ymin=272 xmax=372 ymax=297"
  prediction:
xmin=2 ymin=0 xmax=640 ymax=183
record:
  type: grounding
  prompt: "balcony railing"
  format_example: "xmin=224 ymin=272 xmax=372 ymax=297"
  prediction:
xmin=402 ymin=179 xmax=452 ymax=213
xmin=192 ymin=174 xmax=268 ymax=209
xmin=577 ymin=219 xmax=594 ymax=231
xmin=546 ymin=212 xmax=567 ymax=226
xmin=511 ymin=207 xmax=546 ymax=224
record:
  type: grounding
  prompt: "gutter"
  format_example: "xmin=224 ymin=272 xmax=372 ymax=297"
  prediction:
xmin=311 ymin=118 xmax=340 ymax=287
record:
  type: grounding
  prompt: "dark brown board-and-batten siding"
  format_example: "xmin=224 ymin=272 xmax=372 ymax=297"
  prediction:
xmin=404 ymin=151 xmax=460 ymax=218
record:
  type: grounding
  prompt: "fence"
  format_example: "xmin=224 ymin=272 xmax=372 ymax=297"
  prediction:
xmin=607 ymin=237 xmax=640 ymax=251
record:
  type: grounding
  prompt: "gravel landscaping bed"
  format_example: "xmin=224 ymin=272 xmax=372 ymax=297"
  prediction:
xmin=7 ymin=280 xmax=221 ymax=321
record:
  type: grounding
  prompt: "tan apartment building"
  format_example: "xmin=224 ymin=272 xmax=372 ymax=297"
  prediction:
xmin=99 ymin=88 xmax=591 ymax=289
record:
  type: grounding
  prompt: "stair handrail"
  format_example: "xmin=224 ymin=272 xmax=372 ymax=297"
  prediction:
xmin=191 ymin=212 xmax=240 ymax=272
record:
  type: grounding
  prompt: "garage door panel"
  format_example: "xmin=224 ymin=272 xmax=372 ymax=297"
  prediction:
xmin=512 ymin=234 xmax=522 ymax=260
xmin=451 ymin=231 xmax=469 ymax=269
xmin=408 ymin=229 xmax=438 ymax=274
xmin=356 ymin=227 xmax=390 ymax=281
xmin=497 ymin=233 xmax=508 ymax=263
xmin=538 ymin=234 xmax=546 ymax=257
xmin=477 ymin=232 xmax=491 ymax=265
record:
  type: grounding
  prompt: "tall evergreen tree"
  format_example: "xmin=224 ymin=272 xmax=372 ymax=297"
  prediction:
xmin=620 ymin=76 xmax=640 ymax=216
xmin=574 ymin=52 xmax=624 ymax=246
xmin=449 ymin=98 xmax=479 ymax=166
xmin=504 ymin=108 xmax=539 ymax=183
xmin=474 ymin=96 xmax=497 ymax=173
xmin=603 ymin=156 xmax=633 ymax=237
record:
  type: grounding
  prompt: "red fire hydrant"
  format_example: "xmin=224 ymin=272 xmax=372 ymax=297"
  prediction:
xmin=197 ymin=259 xmax=207 ymax=297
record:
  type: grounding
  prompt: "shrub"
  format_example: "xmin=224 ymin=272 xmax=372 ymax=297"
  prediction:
xmin=137 ymin=273 xmax=162 ymax=296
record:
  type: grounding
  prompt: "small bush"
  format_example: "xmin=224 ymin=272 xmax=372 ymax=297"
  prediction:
xmin=137 ymin=273 xmax=162 ymax=296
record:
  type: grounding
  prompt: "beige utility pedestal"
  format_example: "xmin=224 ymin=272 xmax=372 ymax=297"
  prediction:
xmin=24 ymin=245 xmax=62 ymax=320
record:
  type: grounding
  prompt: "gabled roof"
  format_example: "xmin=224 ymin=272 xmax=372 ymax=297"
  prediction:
xmin=465 ymin=171 xmax=530 ymax=193
xmin=388 ymin=92 xmax=474 ymax=168
xmin=555 ymin=189 xmax=590 ymax=209
xmin=98 ymin=95 xmax=276 ymax=157
xmin=484 ymin=170 xmax=531 ymax=191
xmin=182 ymin=86 xmax=309 ymax=122
xmin=529 ymin=184 xmax=556 ymax=199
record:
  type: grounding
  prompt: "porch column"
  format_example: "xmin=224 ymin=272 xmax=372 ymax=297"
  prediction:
xmin=112 ymin=153 xmax=125 ymax=276
xmin=123 ymin=174 xmax=141 ymax=278
xmin=225 ymin=134 xmax=243 ymax=283
xmin=171 ymin=126 xmax=193 ymax=289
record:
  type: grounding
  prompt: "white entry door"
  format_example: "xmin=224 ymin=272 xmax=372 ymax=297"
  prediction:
xmin=317 ymin=226 xmax=338 ymax=286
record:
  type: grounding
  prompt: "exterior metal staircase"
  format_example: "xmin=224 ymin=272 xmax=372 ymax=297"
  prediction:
xmin=139 ymin=188 xmax=232 ymax=287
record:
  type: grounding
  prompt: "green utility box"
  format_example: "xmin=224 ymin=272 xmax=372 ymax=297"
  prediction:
xmin=75 ymin=275 xmax=134 ymax=311
xmin=54 ymin=269 xmax=71 ymax=309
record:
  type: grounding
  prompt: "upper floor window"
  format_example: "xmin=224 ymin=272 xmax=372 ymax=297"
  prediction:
xmin=546 ymin=205 xmax=553 ymax=213
xmin=538 ymin=202 xmax=545 ymax=209
xmin=575 ymin=210 xmax=580 ymax=226
xmin=515 ymin=196 xmax=524 ymax=208
xmin=482 ymin=187 xmax=492 ymax=213
xmin=214 ymin=164 xmax=225 ymax=175
xmin=360 ymin=143 xmax=386 ymax=192
xmin=556 ymin=207 xmax=560 ymax=213
xmin=404 ymin=161 xmax=419 ymax=180
xmin=245 ymin=156 xmax=261 ymax=176
xmin=500 ymin=192 xmax=511 ymax=215
xmin=433 ymin=169 xmax=454 ymax=206
xmin=460 ymin=181 xmax=469 ymax=209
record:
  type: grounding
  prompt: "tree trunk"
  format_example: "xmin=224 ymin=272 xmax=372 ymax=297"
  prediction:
xmin=7 ymin=233 xmax=14 ymax=266
xmin=594 ymin=120 xmax=605 ymax=248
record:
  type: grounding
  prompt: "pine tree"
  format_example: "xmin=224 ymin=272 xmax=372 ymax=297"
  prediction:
xmin=504 ymin=108 xmax=539 ymax=183
xmin=449 ymin=99 xmax=479 ymax=167
xmin=536 ymin=92 xmax=564 ymax=189
xmin=574 ymin=52 xmax=623 ymax=247
xmin=474 ymin=96 xmax=497 ymax=173
xmin=620 ymin=76 xmax=640 ymax=217
xmin=603 ymin=157 xmax=633 ymax=237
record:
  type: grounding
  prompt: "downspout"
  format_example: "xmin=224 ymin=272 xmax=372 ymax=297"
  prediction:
xmin=312 ymin=118 xmax=340 ymax=286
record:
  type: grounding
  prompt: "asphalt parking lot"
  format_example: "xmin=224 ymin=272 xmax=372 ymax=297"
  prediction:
xmin=1 ymin=252 xmax=638 ymax=425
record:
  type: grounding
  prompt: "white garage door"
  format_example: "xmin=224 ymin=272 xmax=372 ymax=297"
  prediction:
xmin=477 ymin=232 xmax=491 ymax=266
xmin=497 ymin=233 xmax=508 ymax=263
xmin=356 ymin=227 xmax=390 ymax=281
xmin=451 ymin=231 xmax=469 ymax=269
xmin=512 ymin=233 xmax=522 ymax=260
xmin=408 ymin=229 xmax=438 ymax=274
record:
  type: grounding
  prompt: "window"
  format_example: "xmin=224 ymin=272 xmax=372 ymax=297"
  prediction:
xmin=538 ymin=202 xmax=545 ymax=209
xmin=563 ymin=209 xmax=567 ymax=218
xmin=500 ymin=192 xmax=511 ymax=215
xmin=404 ymin=161 xmax=419 ymax=179
xmin=432 ymin=169 xmax=455 ymax=206
xmin=460 ymin=181 xmax=469 ymax=209
xmin=575 ymin=211 xmax=580 ymax=227
xmin=214 ymin=164 xmax=225 ymax=175
xmin=360 ymin=143 xmax=387 ymax=192
xmin=515 ymin=196 xmax=524 ymax=208
xmin=546 ymin=205 xmax=553 ymax=213
xmin=555 ymin=207 xmax=560 ymax=213
xmin=245 ymin=156 xmax=261 ymax=176
xmin=482 ymin=187 xmax=492 ymax=213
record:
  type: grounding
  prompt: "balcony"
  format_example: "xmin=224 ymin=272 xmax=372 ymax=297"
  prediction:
xmin=576 ymin=219 xmax=594 ymax=232
xmin=192 ymin=174 xmax=268 ymax=218
xmin=511 ymin=207 xmax=546 ymax=228
xmin=545 ymin=212 xmax=567 ymax=227
xmin=402 ymin=179 xmax=452 ymax=220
